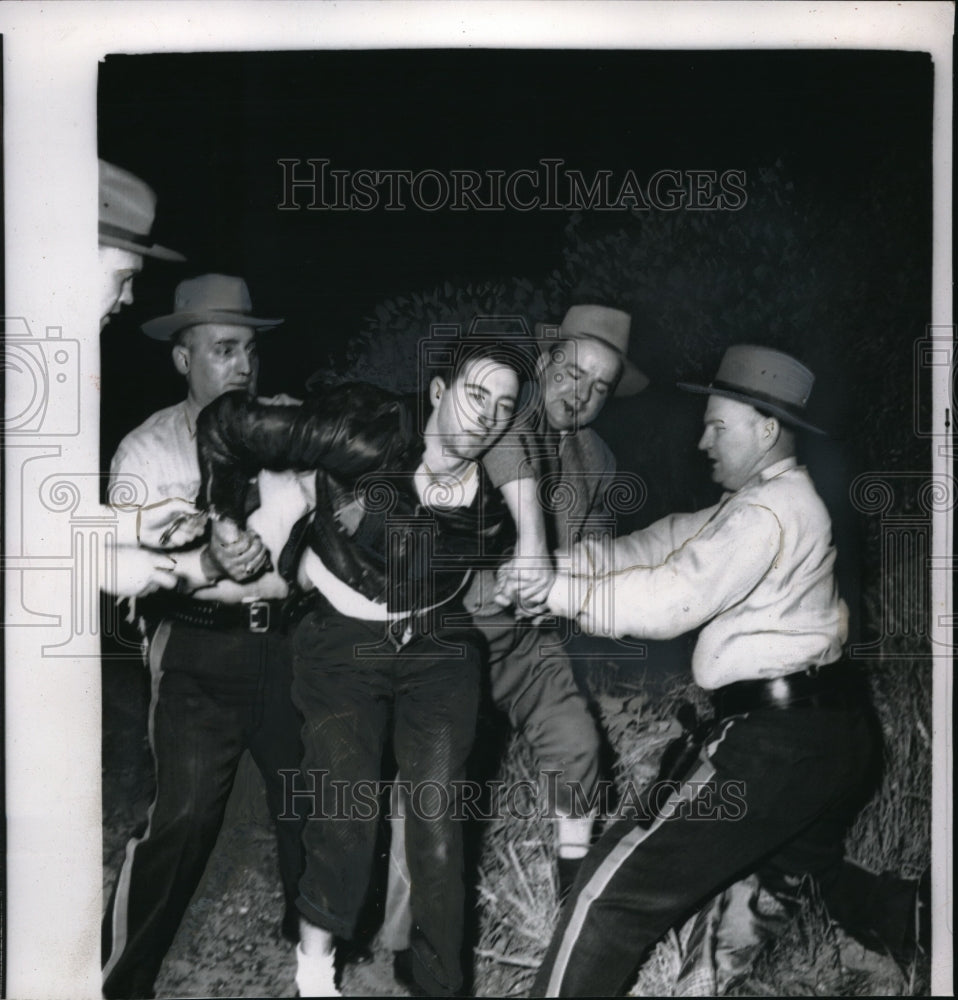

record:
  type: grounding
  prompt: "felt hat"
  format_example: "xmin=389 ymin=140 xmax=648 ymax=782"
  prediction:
xmin=98 ymin=159 xmax=185 ymax=262
xmin=535 ymin=304 xmax=648 ymax=396
xmin=142 ymin=273 xmax=283 ymax=341
xmin=678 ymin=344 xmax=826 ymax=434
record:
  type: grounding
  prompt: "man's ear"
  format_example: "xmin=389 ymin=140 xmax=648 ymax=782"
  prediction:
xmin=763 ymin=415 xmax=782 ymax=445
xmin=534 ymin=349 xmax=549 ymax=380
xmin=172 ymin=343 xmax=190 ymax=377
xmin=429 ymin=375 xmax=446 ymax=409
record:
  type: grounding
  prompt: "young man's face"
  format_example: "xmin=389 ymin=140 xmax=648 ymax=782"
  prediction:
xmin=173 ymin=323 xmax=259 ymax=409
xmin=539 ymin=338 xmax=622 ymax=432
xmin=98 ymin=246 xmax=143 ymax=329
xmin=697 ymin=394 xmax=771 ymax=491
xmin=431 ymin=356 xmax=519 ymax=460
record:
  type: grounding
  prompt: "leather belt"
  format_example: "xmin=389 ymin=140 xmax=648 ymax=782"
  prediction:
xmin=147 ymin=592 xmax=286 ymax=634
xmin=710 ymin=661 xmax=863 ymax=720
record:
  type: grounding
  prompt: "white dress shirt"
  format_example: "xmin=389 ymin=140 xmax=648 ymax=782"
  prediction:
xmin=110 ymin=398 xmax=314 ymax=603
xmin=552 ymin=458 xmax=848 ymax=690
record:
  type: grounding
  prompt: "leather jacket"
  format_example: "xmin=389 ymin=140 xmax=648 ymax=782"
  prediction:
xmin=196 ymin=385 xmax=510 ymax=615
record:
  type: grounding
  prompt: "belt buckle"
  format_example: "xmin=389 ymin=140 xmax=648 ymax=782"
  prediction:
xmin=769 ymin=676 xmax=791 ymax=707
xmin=247 ymin=599 xmax=271 ymax=633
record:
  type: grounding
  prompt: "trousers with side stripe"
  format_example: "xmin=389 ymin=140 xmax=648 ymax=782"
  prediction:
xmin=532 ymin=701 xmax=878 ymax=997
xmin=102 ymin=620 xmax=306 ymax=1000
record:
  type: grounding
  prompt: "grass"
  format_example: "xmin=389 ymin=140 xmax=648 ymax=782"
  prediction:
xmin=471 ymin=640 xmax=931 ymax=997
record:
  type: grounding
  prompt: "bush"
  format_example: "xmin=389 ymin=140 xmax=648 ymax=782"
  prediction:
xmin=338 ymin=159 xmax=932 ymax=995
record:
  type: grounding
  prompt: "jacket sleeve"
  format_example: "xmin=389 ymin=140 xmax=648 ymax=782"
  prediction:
xmin=195 ymin=383 xmax=414 ymax=525
xmin=578 ymin=432 xmax=618 ymax=538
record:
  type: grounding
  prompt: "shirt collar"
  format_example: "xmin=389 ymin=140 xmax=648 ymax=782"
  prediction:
xmin=182 ymin=398 xmax=201 ymax=440
xmin=721 ymin=456 xmax=798 ymax=502
xmin=758 ymin=456 xmax=798 ymax=481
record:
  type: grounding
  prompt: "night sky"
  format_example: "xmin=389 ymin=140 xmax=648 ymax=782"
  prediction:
xmin=98 ymin=48 xmax=932 ymax=473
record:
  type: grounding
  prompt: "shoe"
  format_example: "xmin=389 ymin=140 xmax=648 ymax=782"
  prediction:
xmin=295 ymin=942 xmax=341 ymax=997
xmin=337 ymin=938 xmax=374 ymax=966
xmin=393 ymin=949 xmax=429 ymax=997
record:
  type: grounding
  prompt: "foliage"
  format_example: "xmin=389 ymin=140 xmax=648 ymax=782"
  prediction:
xmin=335 ymin=160 xmax=932 ymax=996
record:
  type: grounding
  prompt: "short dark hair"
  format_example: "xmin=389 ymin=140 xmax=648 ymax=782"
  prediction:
xmin=433 ymin=335 xmax=538 ymax=389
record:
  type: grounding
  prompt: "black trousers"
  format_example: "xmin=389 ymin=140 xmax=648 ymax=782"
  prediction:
xmin=102 ymin=619 xmax=305 ymax=999
xmin=532 ymin=701 xmax=882 ymax=997
xmin=290 ymin=607 xmax=481 ymax=997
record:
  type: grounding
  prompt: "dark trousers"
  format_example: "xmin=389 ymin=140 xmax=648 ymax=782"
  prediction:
xmin=532 ymin=702 xmax=879 ymax=997
xmin=102 ymin=620 xmax=305 ymax=999
xmin=290 ymin=607 xmax=481 ymax=997
xmin=480 ymin=612 xmax=600 ymax=814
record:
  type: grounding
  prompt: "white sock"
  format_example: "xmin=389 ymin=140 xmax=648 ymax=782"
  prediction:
xmin=556 ymin=814 xmax=594 ymax=860
xmin=295 ymin=941 xmax=340 ymax=998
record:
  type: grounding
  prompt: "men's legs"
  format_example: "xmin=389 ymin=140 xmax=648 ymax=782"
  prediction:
xmin=381 ymin=782 xmax=415 ymax=952
xmin=290 ymin=611 xmax=392 ymax=938
xmin=533 ymin=706 xmax=874 ymax=997
xmin=381 ymin=616 xmax=604 ymax=955
xmin=392 ymin=630 xmax=481 ymax=996
xmin=246 ymin=630 xmax=306 ymax=938
xmin=102 ymin=623 xmax=250 ymax=999
xmin=759 ymin=815 xmax=923 ymax=963
xmin=486 ymin=618 xmax=601 ymax=891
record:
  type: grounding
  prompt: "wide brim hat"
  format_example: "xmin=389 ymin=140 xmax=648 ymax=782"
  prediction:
xmin=142 ymin=273 xmax=284 ymax=341
xmin=534 ymin=304 xmax=648 ymax=397
xmin=98 ymin=159 xmax=185 ymax=262
xmin=677 ymin=343 xmax=826 ymax=435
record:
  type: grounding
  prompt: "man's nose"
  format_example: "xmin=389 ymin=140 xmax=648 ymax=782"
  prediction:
xmin=477 ymin=405 xmax=496 ymax=430
xmin=697 ymin=429 xmax=710 ymax=451
xmin=575 ymin=382 xmax=592 ymax=407
xmin=119 ymin=280 xmax=135 ymax=307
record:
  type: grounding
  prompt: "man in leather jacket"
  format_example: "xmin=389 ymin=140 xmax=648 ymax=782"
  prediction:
xmin=195 ymin=339 xmax=532 ymax=997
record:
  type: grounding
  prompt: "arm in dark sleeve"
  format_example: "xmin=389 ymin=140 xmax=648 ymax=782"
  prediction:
xmin=195 ymin=383 xmax=414 ymax=524
xmin=580 ymin=434 xmax=618 ymax=537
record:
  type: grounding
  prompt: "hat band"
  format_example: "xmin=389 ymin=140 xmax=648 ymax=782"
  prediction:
xmin=566 ymin=330 xmax=628 ymax=361
xmin=711 ymin=378 xmax=808 ymax=418
xmin=99 ymin=221 xmax=156 ymax=250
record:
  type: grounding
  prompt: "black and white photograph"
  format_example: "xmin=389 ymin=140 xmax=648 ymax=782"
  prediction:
xmin=1 ymin=4 xmax=953 ymax=998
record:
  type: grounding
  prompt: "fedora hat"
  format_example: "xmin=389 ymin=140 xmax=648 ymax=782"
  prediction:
xmin=535 ymin=304 xmax=648 ymax=396
xmin=142 ymin=274 xmax=284 ymax=341
xmin=98 ymin=159 xmax=185 ymax=262
xmin=678 ymin=344 xmax=826 ymax=435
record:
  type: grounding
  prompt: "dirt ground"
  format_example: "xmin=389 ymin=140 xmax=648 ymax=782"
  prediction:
xmin=102 ymin=652 xmax=920 ymax=999
xmin=103 ymin=655 xmax=414 ymax=998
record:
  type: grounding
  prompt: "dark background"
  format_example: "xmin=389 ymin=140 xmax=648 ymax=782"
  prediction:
xmin=98 ymin=48 xmax=932 ymax=472
xmin=92 ymin=49 xmax=937 ymax=995
xmin=98 ymin=47 xmax=933 ymax=656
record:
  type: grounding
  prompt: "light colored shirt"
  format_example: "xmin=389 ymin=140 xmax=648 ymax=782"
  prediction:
xmin=109 ymin=399 xmax=314 ymax=603
xmin=554 ymin=457 xmax=848 ymax=690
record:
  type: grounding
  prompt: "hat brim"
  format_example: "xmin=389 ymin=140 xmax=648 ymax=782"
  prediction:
xmin=142 ymin=310 xmax=284 ymax=341
xmin=677 ymin=381 xmax=827 ymax=435
xmin=534 ymin=323 xmax=649 ymax=397
xmin=99 ymin=227 xmax=186 ymax=263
